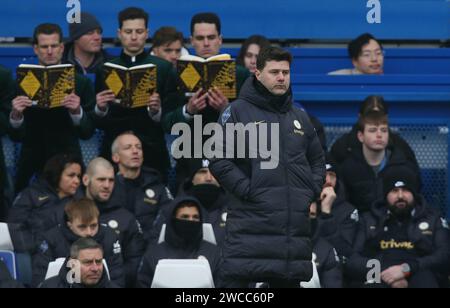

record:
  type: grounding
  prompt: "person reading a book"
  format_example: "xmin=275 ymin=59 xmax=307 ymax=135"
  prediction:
xmin=94 ymin=7 xmax=178 ymax=181
xmin=63 ymin=12 xmax=111 ymax=75
xmin=10 ymin=23 xmax=95 ymax=193
xmin=150 ymin=26 xmax=187 ymax=68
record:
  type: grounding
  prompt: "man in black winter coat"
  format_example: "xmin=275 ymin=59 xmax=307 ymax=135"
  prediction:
xmin=210 ymin=47 xmax=325 ymax=287
xmin=137 ymin=197 xmax=221 ymax=288
xmin=346 ymin=166 xmax=449 ymax=288
xmin=40 ymin=238 xmax=119 ymax=288
xmin=83 ymin=158 xmax=145 ymax=287
xmin=32 ymin=198 xmax=124 ymax=287
xmin=311 ymin=154 xmax=359 ymax=261
xmin=340 ymin=110 xmax=421 ymax=212
xmin=111 ymin=132 xmax=173 ymax=242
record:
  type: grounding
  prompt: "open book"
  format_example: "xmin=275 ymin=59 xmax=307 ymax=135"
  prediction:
xmin=16 ymin=64 xmax=75 ymax=108
xmin=177 ymin=54 xmax=237 ymax=99
xmin=103 ymin=62 xmax=157 ymax=108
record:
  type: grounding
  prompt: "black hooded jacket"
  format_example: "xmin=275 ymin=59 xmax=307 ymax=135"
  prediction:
xmin=137 ymin=197 xmax=221 ymax=288
xmin=32 ymin=219 xmax=124 ymax=287
xmin=209 ymin=76 xmax=325 ymax=281
xmin=95 ymin=197 xmax=145 ymax=287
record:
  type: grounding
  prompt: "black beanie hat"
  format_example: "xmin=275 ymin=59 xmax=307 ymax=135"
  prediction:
xmin=383 ymin=166 xmax=419 ymax=197
xmin=69 ymin=12 xmax=102 ymax=42
xmin=188 ymin=159 xmax=211 ymax=181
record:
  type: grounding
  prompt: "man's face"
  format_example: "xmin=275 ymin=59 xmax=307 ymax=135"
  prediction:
xmin=192 ymin=168 xmax=220 ymax=187
xmin=387 ymin=187 xmax=415 ymax=217
xmin=352 ymin=39 xmax=384 ymax=75
xmin=153 ymin=40 xmax=183 ymax=67
xmin=83 ymin=166 xmax=115 ymax=203
xmin=68 ymin=218 xmax=99 ymax=238
xmin=118 ymin=19 xmax=148 ymax=56
xmin=34 ymin=33 xmax=64 ymax=66
xmin=325 ymin=171 xmax=337 ymax=189
xmin=112 ymin=134 xmax=143 ymax=170
xmin=77 ymin=248 xmax=104 ymax=286
xmin=75 ymin=29 xmax=102 ymax=54
xmin=175 ymin=206 xmax=201 ymax=222
xmin=255 ymin=60 xmax=290 ymax=96
xmin=191 ymin=23 xmax=222 ymax=58
xmin=357 ymin=124 xmax=389 ymax=152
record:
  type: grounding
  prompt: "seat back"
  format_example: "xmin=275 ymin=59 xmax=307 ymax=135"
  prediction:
xmin=158 ymin=223 xmax=217 ymax=245
xmin=0 ymin=250 xmax=17 ymax=279
xmin=45 ymin=258 xmax=111 ymax=281
xmin=151 ymin=259 xmax=215 ymax=288
xmin=0 ymin=223 xmax=14 ymax=251
xmin=300 ymin=254 xmax=321 ymax=288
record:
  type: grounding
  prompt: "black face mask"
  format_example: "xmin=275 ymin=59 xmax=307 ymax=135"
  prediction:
xmin=172 ymin=218 xmax=202 ymax=243
xmin=190 ymin=184 xmax=221 ymax=209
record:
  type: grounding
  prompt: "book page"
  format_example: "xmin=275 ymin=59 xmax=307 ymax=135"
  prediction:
xmin=104 ymin=62 xmax=129 ymax=70
xmin=179 ymin=54 xmax=206 ymax=63
xmin=206 ymin=54 xmax=232 ymax=62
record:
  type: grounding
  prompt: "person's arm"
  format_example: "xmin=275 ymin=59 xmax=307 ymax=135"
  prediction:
xmin=31 ymin=235 xmax=54 ymax=287
xmin=122 ymin=218 xmax=145 ymax=287
xmin=104 ymin=233 xmax=125 ymax=288
xmin=345 ymin=216 xmax=372 ymax=282
xmin=136 ymin=249 xmax=155 ymax=288
xmin=319 ymin=247 xmax=343 ymax=288
xmin=209 ymin=106 xmax=251 ymax=200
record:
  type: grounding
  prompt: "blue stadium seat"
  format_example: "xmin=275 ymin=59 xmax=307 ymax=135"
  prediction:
xmin=0 ymin=250 xmax=17 ymax=279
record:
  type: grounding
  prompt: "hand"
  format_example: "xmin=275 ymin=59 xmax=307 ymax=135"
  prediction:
xmin=96 ymin=90 xmax=115 ymax=111
xmin=391 ymin=279 xmax=408 ymax=289
xmin=148 ymin=92 xmax=161 ymax=114
xmin=381 ymin=265 xmax=405 ymax=286
xmin=320 ymin=186 xmax=337 ymax=214
xmin=11 ymin=96 xmax=33 ymax=119
xmin=62 ymin=93 xmax=81 ymax=115
xmin=186 ymin=89 xmax=208 ymax=115
xmin=207 ymin=87 xmax=229 ymax=112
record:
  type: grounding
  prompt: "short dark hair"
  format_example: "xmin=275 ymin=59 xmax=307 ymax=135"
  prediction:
xmin=152 ymin=26 xmax=184 ymax=48
xmin=359 ymin=95 xmax=388 ymax=116
xmin=348 ymin=33 xmax=383 ymax=60
xmin=42 ymin=153 xmax=84 ymax=191
xmin=190 ymin=12 xmax=221 ymax=35
xmin=237 ymin=35 xmax=271 ymax=67
xmin=33 ymin=23 xmax=63 ymax=45
xmin=70 ymin=238 xmax=103 ymax=259
xmin=118 ymin=7 xmax=149 ymax=29
xmin=358 ymin=110 xmax=389 ymax=132
xmin=256 ymin=46 xmax=292 ymax=71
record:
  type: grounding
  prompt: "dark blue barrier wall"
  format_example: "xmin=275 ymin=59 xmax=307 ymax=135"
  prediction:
xmin=1 ymin=0 xmax=449 ymax=40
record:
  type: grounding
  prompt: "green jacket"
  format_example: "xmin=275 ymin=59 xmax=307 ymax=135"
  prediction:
xmin=12 ymin=73 xmax=95 ymax=192
xmin=161 ymin=64 xmax=250 ymax=133
xmin=94 ymin=51 xmax=178 ymax=175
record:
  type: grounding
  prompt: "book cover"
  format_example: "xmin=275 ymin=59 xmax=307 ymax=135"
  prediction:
xmin=103 ymin=63 xmax=157 ymax=108
xmin=177 ymin=54 xmax=237 ymax=100
xmin=16 ymin=64 xmax=75 ymax=108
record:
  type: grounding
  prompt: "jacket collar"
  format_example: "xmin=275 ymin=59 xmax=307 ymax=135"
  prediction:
xmin=119 ymin=50 xmax=148 ymax=66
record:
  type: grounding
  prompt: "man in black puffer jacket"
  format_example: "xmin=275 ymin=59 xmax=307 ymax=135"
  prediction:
xmin=210 ymin=47 xmax=325 ymax=287
xmin=346 ymin=166 xmax=449 ymax=288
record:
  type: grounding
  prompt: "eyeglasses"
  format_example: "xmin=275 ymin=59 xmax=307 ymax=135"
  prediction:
xmin=360 ymin=50 xmax=385 ymax=60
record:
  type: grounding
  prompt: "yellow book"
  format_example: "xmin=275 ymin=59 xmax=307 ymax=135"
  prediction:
xmin=16 ymin=64 xmax=75 ymax=109
xmin=103 ymin=62 xmax=157 ymax=108
xmin=177 ymin=54 xmax=237 ymax=99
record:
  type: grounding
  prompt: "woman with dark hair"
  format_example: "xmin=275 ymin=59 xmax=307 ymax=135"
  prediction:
xmin=330 ymin=95 xmax=419 ymax=172
xmin=7 ymin=154 xmax=84 ymax=252
xmin=237 ymin=35 xmax=271 ymax=74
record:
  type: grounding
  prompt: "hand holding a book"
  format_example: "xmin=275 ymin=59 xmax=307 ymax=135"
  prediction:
xmin=207 ymin=87 xmax=229 ymax=112
xmin=11 ymin=96 xmax=33 ymax=120
xmin=148 ymin=92 xmax=161 ymax=115
xmin=186 ymin=89 xmax=208 ymax=115
xmin=62 ymin=93 xmax=81 ymax=115
xmin=96 ymin=90 xmax=116 ymax=112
